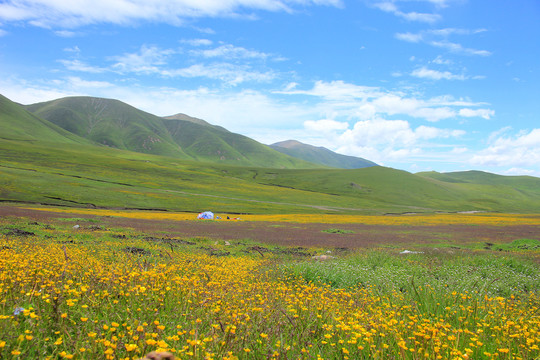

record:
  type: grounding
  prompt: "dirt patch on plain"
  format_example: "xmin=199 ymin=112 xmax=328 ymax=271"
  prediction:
xmin=1 ymin=205 xmax=539 ymax=248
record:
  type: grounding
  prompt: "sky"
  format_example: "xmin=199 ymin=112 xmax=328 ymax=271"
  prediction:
xmin=1 ymin=0 xmax=539 ymax=176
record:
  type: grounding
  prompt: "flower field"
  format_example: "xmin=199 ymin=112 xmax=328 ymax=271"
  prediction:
xmin=22 ymin=206 xmax=540 ymax=226
xmin=1 ymin=215 xmax=540 ymax=359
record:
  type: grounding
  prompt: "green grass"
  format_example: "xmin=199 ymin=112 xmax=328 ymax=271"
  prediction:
xmin=283 ymin=248 xmax=540 ymax=298
xmin=3 ymin=94 xmax=540 ymax=214
xmin=25 ymin=96 xmax=318 ymax=169
xmin=491 ymin=238 xmax=540 ymax=251
xmin=2 ymin=136 xmax=540 ymax=214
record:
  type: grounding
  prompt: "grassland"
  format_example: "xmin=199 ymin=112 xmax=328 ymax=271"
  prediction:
xmin=1 ymin=211 xmax=539 ymax=359
xmin=24 ymin=96 xmax=317 ymax=169
xmin=3 ymin=93 xmax=540 ymax=215
xmin=2 ymin=136 xmax=540 ymax=215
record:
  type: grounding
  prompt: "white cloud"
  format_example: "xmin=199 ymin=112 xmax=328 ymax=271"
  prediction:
xmin=279 ymin=80 xmax=493 ymax=122
xmin=470 ymin=128 xmax=540 ymax=167
xmin=450 ymin=147 xmax=468 ymax=154
xmin=411 ymin=67 xmax=466 ymax=80
xmin=278 ymin=80 xmax=383 ymax=100
xmin=504 ymin=168 xmax=537 ymax=176
xmin=459 ymin=108 xmax=495 ymax=120
xmin=431 ymin=55 xmax=452 ymax=65
xmin=182 ymin=38 xmax=213 ymax=46
xmin=191 ymin=44 xmax=268 ymax=59
xmin=167 ymin=63 xmax=276 ymax=84
xmin=54 ymin=30 xmax=77 ymax=37
xmin=337 ymin=119 xmax=463 ymax=149
xmin=395 ymin=28 xmax=491 ymax=56
xmin=59 ymin=44 xmax=276 ymax=85
xmin=395 ymin=32 xmax=423 ymax=43
xmin=373 ymin=2 xmax=440 ymax=23
xmin=430 ymin=40 xmax=491 ymax=56
xmin=304 ymin=119 xmax=349 ymax=132
xmin=65 ymin=76 xmax=115 ymax=89
xmin=0 ymin=0 xmax=343 ymax=28
xmin=328 ymin=119 xmax=467 ymax=165
xmin=110 ymin=45 xmax=175 ymax=74
xmin=399 ymin=11 xmax=440 ymax=23
xmin=58 ymin=59 xmax=107 ymax=73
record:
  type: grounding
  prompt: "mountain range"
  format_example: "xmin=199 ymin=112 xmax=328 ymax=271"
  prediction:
xmin=1 ymin=93 xmax=540 ymax=214
xmin=270 ymin=140 xmax=377 ymax=169
xmin=23 ymin=95 xmax=375 ymax=169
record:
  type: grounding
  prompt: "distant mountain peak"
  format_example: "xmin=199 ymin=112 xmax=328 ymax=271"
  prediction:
xmin=164 ymin=113 xmax=230 ymax=133
xmin=270 ymin=139 xmax=377 ymax=169
xmin=272 ymin=140 xmax=305 ymax=149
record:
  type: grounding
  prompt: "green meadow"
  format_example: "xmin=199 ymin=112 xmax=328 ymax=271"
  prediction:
xmin=2 ymin=137 xmax=540 ymax=215
xmin=1 ymin=215 xmax=539 ymax=359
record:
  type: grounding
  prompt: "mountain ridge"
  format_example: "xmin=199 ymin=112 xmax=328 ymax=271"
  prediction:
xmin=1 ymin=93 xmax=539 ymax=214
xmin=270 ymin=140 xmax=377 ymax=169
xmin=24 ymin=95 xmax=320 ymax=169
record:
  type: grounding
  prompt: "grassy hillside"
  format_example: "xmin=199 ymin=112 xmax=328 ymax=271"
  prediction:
xmin=163 ymin=119 xmax=317 ymax=168
xmin=270 ymin=140 xmax=377 ymax=169
xmin=0 ymin=94 xmax=90 ymax=144
xmin=26 ymin=96 xmax=190 ymax=158
xmin=2 ymin=94 xmax=540 ymax=214
xmin=417 ymin=170 xmax=540 ymax=211
xmin=1 ymin=134 xmax=540 ymax=214
xmin=25 ymin=96 xmax=318 ymax=169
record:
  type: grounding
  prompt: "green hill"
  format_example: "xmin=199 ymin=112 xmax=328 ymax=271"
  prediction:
xmin=25 ymin=96 xmax=190 ymax=158
xmin=1 ymin=93 xmax=539 ymax=214
xmin=162 ymin=118 xmax=317 ymax=168
xmin=270 ymin=140 xmax=378 ymax=169
xmin=0 ymin=94 xmax=90 ymax=144
xmin=25 ymin=96 xmax=318 ymax=169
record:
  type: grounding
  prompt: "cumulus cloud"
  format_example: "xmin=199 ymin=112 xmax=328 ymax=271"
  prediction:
xmin=278 ymin=80 xmax=495 ymax=122
xmin=304 ymin=119 xmax=349 ymax=132
xmin=470 ymin=128 xmax=540 ymax=167
xmin=324 ymin=119 xmax=468 ymax=165
xmin=337 ymin=119 xmax=463 ymax=148
xmin=0 ymin=0 xmax=343 ymax=28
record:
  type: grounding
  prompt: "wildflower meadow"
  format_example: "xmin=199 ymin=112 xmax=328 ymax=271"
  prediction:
xmin=1 ymin=213 xmax=539 ymax=359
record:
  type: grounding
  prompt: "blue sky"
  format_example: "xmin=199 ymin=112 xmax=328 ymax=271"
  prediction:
xmin=1 ymin=0 xmax=539 ymax=176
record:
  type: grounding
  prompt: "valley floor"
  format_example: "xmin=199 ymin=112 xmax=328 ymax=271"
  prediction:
xmin=1 ymin=205 xmax=539 ymax=250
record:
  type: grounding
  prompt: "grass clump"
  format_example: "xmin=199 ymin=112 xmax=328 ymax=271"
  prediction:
xmin=321 ymin=228 xmax=355 ymax=234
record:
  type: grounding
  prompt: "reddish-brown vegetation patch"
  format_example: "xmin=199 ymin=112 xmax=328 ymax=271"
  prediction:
xmin=1 ymin=205 xmax=539 ymax=248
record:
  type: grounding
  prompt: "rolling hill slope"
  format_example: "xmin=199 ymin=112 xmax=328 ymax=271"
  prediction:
xmin=25 ymin=96 xmax=319 ymax=169
xmin=1 ymin=93 xmax=540 ymax=214
xmin=162 ymin=117 xmax=317 ymax=168
xmin=25 ymin=96 xmax=191 ymax=158
xmin=0 ymin=94 xmax=91 ymax=144
xmin=1 ymin=137 xmax=539 ymax=214
xmin=270 ymin=140 xmax=377 ymax=169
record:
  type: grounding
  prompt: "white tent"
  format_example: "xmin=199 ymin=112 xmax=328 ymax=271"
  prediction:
xmin=197 ymin=211 xmax=214 ymax=220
